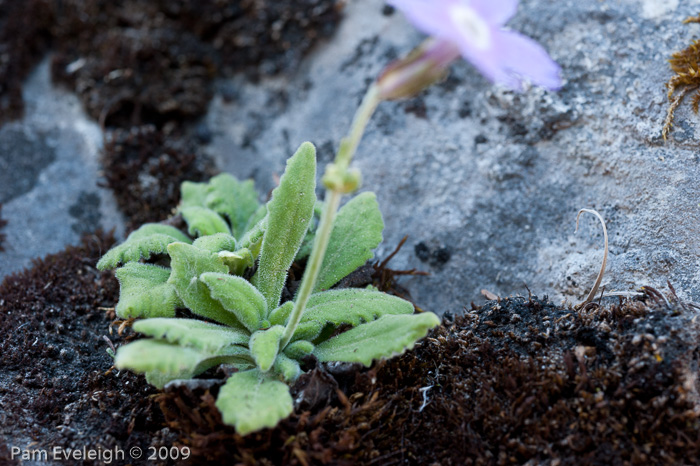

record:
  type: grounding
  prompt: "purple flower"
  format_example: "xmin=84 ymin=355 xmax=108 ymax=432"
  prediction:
xmin=387 ymin=0 xmax=561 ymax=91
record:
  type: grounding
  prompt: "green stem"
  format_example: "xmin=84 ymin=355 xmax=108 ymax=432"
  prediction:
xmin=280 ymin=85 xmax=381 ymax=349
xmin=336 ymin=85 xmax=380 ymax=170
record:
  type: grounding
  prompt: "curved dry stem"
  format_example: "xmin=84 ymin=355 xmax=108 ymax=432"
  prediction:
xmin=574 ymin=209 xmax=608 ymax=310
xmin=663 ymin=86 xmax=694 ymax=140
xmin=600 ymin=291 xmax=644 ymax=299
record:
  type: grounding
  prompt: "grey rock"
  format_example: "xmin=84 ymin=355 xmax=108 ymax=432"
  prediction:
xmin=0 ymin=58 xmax=125 ymax=281
xmin=205 ymin=0 xmax=700 ymax=313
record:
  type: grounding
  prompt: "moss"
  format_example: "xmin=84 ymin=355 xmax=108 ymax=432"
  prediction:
xmin=663 ymin=14 xmax=700 ymax=139
xmin=157 ymin=292 xmax=700 ymax=465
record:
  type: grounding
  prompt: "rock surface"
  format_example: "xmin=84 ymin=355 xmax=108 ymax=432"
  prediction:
xmin=0 ymin=59 xmax=124 ymax=281
xmin=3 ymin=0 xmax=700 ymax=316
xmin=205 ymin=0 xmax=700 ymax=313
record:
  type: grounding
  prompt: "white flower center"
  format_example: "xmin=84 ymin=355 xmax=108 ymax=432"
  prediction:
xmin=449 ymin=4 xmax=491 ymax=50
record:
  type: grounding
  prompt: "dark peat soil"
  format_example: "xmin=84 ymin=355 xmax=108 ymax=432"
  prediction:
xmin=1 ymin=231 xmax=699 ymax=465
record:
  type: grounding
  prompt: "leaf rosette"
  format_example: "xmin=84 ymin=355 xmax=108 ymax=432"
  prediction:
xmin=100 ymin=142 xmax=440 ymax=435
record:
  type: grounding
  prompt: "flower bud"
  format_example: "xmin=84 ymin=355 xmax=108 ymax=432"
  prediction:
xmin=322 ymin=163 xmax=362 ymax=193
xmin=376 ymin=38 xmax=461 ymax=101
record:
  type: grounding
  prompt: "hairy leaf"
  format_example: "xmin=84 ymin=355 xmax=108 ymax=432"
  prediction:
xmin=133 ymin=318 xmax=250 ymax=352
xmin=180 ymin=206 xmax=231 ymax=237
xmin=116 ymin=339 xmax=201 ymax=376
xmin=239 ymin=213 xmax=266 ymax=259
xmin=313 ymin=313 xmax=441 ymax=366
xmin=180 ymin=180 xmax=209 ymax=208
xmin=302 ymin=289 xmax=413 ymax=328
xmin=192 ymin=233 xmax=237 ymax=254
xmin=273 ymin=353 xmax=301 ymax=382
xmin=206 ymin=174 xmax=260 ymax=239
xmin=115 ymin=339 xmax=251 ymax=388
xmin=294 ymin=201 xmax=324 ymax=261
xmin=244 ymin=204 xmax=267 ymax=235
xmin=200 ymin=272 xmax=267 ymax=332
xmin=249 ymin=325 xmax=285 ymax=372
xmin=97 ymin=224 xmax=191 ymax=270
xmin=216 ymin=369 xmax=293 ymax=435
xmin=253 ymin=142 xmax=317 ymax=312
xmin=291 ymin=321 xmax=323 ymax=343
xmin=145 ymin=356 xmax=255 ymax=389
xmin=283 ymin=340 xmax=314 ymax=360
xmin=218 ymin=248 xmax=254 ymax=276
xmin=269 ymin=304 xmax=325 ymax=340
xmin=313 ymin=192 xmax=383 ymax=292
xmin=268 ymin=301 xmax=293 ymax=326
xmin=166 ymin=242 xmax=244 ymax=328
xmin=114 ymin=263 xmax=180 ymax=319
xmin=268 ymin=302 xmax=322 ymax=342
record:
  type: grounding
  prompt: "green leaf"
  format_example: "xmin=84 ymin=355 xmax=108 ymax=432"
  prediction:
xmin=291 ymin=321 xmax=323 ymax=343
xmin=239 ymin=214 xmax=266 ymax=259
xmin=97 ymin=224 xmax=191 ymax=270
xmin=115 ymin=339 xmax=252 ymax=388
xmin=114 ymin=263 xmax=180 ymax=318
xmin=313 ymin=313 xmax=441 ymax=366
xmin=200 ymin=272 xmax=267 ymax=332
xmin=180 ymin=206 xmax=231 ymax=237
xmin=133 ymin=318 xmax=250 ymax=352
xmin=115 ymin=339 xmax=200 ymax=374
xmin=273 ymin=353 xmax=301 ymax=382
xmin=268 ymin=301 xmax=293 ymax=326
xmin=216 ymin=369 xmax=293 ymax=436
xmin=166 ymin=242 xmax=244 ymax=328
xmin=192 ymin=233 xmax=237 ymax=254
xmin=313 ymin=192 xmax=383 ymax=292
xmin=180 ymin=180 xmax=209 ymax=208
xmin=294 ymin=201 xmax=324 ymax=261
xmin=267 ymin=302 xmax=322 ymax=342
xmin=253 ymin=142 xmax=317 ymax=312
xmin=249 ymin=325 xmax=285 ymax=372
xmin=205 ymin=174 xmax=260 ymax=240
xmin=218 ymin=248 xmax=254 ymax=276
xmin=283 ymin=340 xmax=314 ymax=360
xmin=302 ymin=289 xmax=413 ymax=327
xmin=244 ymin=204 xmax=267 ymax=235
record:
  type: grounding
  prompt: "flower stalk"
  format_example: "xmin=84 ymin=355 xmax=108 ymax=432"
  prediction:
xmin=280 ymin=85 xmax=381 ymax=349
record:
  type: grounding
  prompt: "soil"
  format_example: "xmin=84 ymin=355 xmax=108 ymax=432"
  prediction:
xmin=0 ymin=0 xmax=53 ymax=125
xmin=0 ymin=232 xmax=175 ymax=465
xmin=102 ymin=126 xmax=217 ymax=231
xmin=1 ymin=0 xmax=341 ymax=128
xmin=2 ymin=229 xmax=699 ymax=465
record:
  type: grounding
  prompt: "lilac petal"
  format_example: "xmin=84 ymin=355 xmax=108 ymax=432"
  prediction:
xmin=468 ymin=0 xmax=519 ymax=26
xmin=457 ymin=40 xmax=523 ymax=89
xmin=494 ymin=29 xmax=562 ymax=90
xmin=388 ymin=0 xmax=458 ymax=39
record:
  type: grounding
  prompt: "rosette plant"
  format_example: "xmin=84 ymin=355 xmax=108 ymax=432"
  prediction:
xmin=98 ymin=0 xmax=560 ymax=437
xmin=98 ymin=142 xmax=440 ymax=435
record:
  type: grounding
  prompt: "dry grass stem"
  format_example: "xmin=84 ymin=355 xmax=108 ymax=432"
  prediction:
xmin=575 ymin=208 xmax=608 ymax=309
